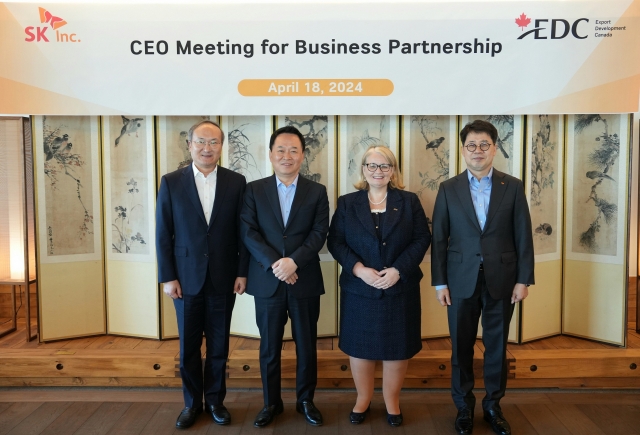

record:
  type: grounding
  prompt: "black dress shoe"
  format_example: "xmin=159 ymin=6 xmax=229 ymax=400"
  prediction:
xmin=253 ymin=402 xmax=284 ymax=427
xmin=175 ymin=406 xmax=202 ymax=429
xmin=349 ymin=403 xmax=370 ymax=424
xmin=483 ymin=407 xmax=511 ymax=435
xmin=296 ymin=400 xmax=323 ymax=426
xmin=387 ymin=412 xmax=403 ymax=427
xmin=455 ymin=408 xmax=474 ymax=434
xmin=207 ymin=404 xmax=231 ymax=425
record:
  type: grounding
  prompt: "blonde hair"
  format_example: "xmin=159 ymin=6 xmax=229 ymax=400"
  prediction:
xmin=354 ymin=146 xmax=405 ymax=190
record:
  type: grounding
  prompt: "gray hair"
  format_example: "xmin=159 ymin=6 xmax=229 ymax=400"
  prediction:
xmin=188 ymin=120 xmax=225 ymax=144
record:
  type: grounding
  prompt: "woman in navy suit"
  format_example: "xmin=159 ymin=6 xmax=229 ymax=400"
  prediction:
xmin=328 ymin=146 xmax=431 ymax=427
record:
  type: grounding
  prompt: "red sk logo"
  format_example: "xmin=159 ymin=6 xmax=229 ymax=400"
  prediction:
xmin=39 ymin=7 xmax=67 ymax=30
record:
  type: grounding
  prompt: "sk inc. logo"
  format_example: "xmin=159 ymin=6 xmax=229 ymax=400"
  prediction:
xmin=515 ymin=12 xmax=588 ymax=40
xmin=39 ymin=7 xmax=67 ymax=30
xmin=24 ymin=7 xmax=80 ymax=43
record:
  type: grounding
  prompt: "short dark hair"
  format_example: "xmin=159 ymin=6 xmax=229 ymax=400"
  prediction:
xmin=188 ymin=120 xmax=225 ymax=144
xmin=460 ymin=120 xmax=498 ymax=145
xmin=269 ymin=126 xmax=306 ymax=151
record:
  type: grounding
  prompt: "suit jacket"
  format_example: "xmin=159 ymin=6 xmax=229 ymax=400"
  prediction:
xmin=431 ymin=169 xmax=534 ymax=299
xmin=327 ymin=189 xmax=431 ymax=299
xmin=240 ymin=174 xmax=329 ymax=299
xmin=156 ymin=164 xmax=249 ymax=295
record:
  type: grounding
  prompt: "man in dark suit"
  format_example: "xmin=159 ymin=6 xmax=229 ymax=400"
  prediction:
xmin=431 ymin=120 xmax=534 ymax=435
xmin=156 ymin=120 xmax=249 ymax=429
xmin=240 ymin=126 xmax=329 ymax=428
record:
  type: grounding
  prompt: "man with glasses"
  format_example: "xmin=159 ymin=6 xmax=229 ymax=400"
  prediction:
xmin=156 ymin=120 xmax=249 ymax=429
xmin=431 ymin=120 xmax=534 ymax=435
xmin=240 ymin=126 xmax=329 ymax=428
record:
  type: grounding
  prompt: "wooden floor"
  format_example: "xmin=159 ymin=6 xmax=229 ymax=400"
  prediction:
xmin=0 ymin=389 xmax=638 ymax=435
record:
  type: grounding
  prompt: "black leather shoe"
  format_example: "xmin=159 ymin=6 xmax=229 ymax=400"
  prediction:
xmin=455 ymin=408 xmax=474 ymax=434
xmin=253 ymin=402 xmax=284 ymax=427
xmin=483 ymin=407 xmax=511 ymax=435
xmin=296 ymin=400 xmax=323 ymax=426
xmin=175 ymin=406 xmax=202 ymax=429
xmin=207 ymin=404 xmax=231 ymax=425
xmin=349 ymin=403 xmax=370 ymax=424
xmin=387 ymin=412 xmax=403 ymax=427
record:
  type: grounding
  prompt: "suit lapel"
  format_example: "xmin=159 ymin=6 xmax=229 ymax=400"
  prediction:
xmin=355 ymin=190 xmax=377 ymax=238
xmin=484 ymin=169 xmax=508 ymax=232
xmin=180 ymin=165 xmax=207 ymax=226
xmin=382 ymin=189 xmax=403 ymax=240
xmin=453 ymin=170 xmax=481 ymax=233
xmin=285 ymin=175 xmax=309 ymax=231
xmin=265 ymin=175 xmax=285 ymax=230
xmin=208 ymin=166 xmax=228 ymax=228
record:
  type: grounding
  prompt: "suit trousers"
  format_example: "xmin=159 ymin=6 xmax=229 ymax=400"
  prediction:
xmin=448 ymin=268 xmax=514 ymax=411
xmin=254 ymin=281 xmax=320 ymax=406
xmin=174 ymin=272 xmax=236 ymax=409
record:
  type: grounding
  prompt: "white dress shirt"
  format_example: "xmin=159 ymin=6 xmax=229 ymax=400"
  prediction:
xmin=193 ymin=163 xmax=217 ymax=225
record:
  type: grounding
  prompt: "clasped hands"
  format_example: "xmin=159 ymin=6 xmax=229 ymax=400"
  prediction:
xmin=352 ymin=262 xmax=400 ymax=289
xmin=271 ymin=257 xmax=298 ymax=285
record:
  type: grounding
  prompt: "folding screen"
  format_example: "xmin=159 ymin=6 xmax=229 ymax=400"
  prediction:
xmin=219 ymin=116 xmax=272 ymax=338
xmin=402 ymin=115 xmax=459 ymax=338
xmin=103 ymin=116 xmax=159 ymax=338
xmin=564 ymin=114 xmax=631 ymax=346
xmin=522 ymin=115 xmax=564 ymax=342
xmin=33 ymin=116 xmax=105 ymax=341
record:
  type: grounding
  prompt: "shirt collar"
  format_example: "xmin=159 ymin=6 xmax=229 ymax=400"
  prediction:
xmin=276 ymin=174 xmax=299 ymax=189
xmin=467 ymin=167 xmax=493 ymax=184
xmin=192 ymin=163 xmax=217 ymax=179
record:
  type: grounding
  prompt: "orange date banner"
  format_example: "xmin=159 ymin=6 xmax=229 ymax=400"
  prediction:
xmin=238 ymin=79 xmax=394 ymax=97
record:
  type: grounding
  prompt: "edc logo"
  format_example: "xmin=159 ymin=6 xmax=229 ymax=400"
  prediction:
xmin=24 ymin=7 xmax=80 ymax=42
xmin=515 ymin=13 xmax=588 ymax=40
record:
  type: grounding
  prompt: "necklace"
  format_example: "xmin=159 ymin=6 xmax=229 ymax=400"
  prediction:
xmin=368 ymin=192 xmax=387 ymax=205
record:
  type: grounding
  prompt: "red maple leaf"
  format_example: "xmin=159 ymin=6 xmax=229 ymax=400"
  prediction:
xmin=515 ymin=13 xmax=531 ymax=30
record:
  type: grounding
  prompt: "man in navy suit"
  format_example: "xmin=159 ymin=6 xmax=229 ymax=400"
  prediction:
xmin=240 ymin=126 xmax=329 ymax=428
xmin=156 ymin=120 xmax=249 ymax=429
xmin=431 ymin=120 xmax=534 ymax=435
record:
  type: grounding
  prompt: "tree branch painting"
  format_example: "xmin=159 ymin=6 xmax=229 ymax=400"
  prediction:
xmin=283 ymin=116 xmax=329 ymax=183
xmin=574 ymin=115 xmax=619 ymax=253
xmin=42 ymin=116 xmax=95 ymax=255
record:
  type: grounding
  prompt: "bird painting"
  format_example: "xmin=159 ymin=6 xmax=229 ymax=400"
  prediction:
xmin=114 ymin=116 xmax=144 ymax=146
xmin=58 ymin=142 xmax=73 ymax=155
xmin=44 ymin=133 xmax=69 ymax=160
xmin=426 ymin=137 xmax=445 ymax=150
xmin=586 ymin=171 xmax=615 ymax=181
xmin=535 ymin=223 xmax=553 ymax=236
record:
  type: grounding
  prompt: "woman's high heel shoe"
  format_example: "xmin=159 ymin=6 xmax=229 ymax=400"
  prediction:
xmin=387 ymin=411 xmax=403 ymax=427
xmin=349 ymin=403 xmax=371 ymax=425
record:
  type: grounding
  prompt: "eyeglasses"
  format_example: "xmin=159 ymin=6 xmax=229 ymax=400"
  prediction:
xmin=463 ymin=141 xmax=492 ymax=152
xmin=363 ymin=163 xmax=392 ymax=172
xmin=190 ymin=139 xmax=220 ymax=148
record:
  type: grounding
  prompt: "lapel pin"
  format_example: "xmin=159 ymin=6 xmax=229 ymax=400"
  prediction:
xmin=394 ymin=208 xmax=398 ymax=211
xmin=501 ymin=182 xmax=505 ymax=185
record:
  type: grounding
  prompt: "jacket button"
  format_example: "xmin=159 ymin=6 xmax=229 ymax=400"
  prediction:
xmin=476 ymin=254 xmax=480 ymax=256
xmin=383 ymin=242 xmax=386 ymax=246
xmin=283 ymin=236 xmax=287 ymax=239
xmin=204 ymin=254 xmax=209 ymax=258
